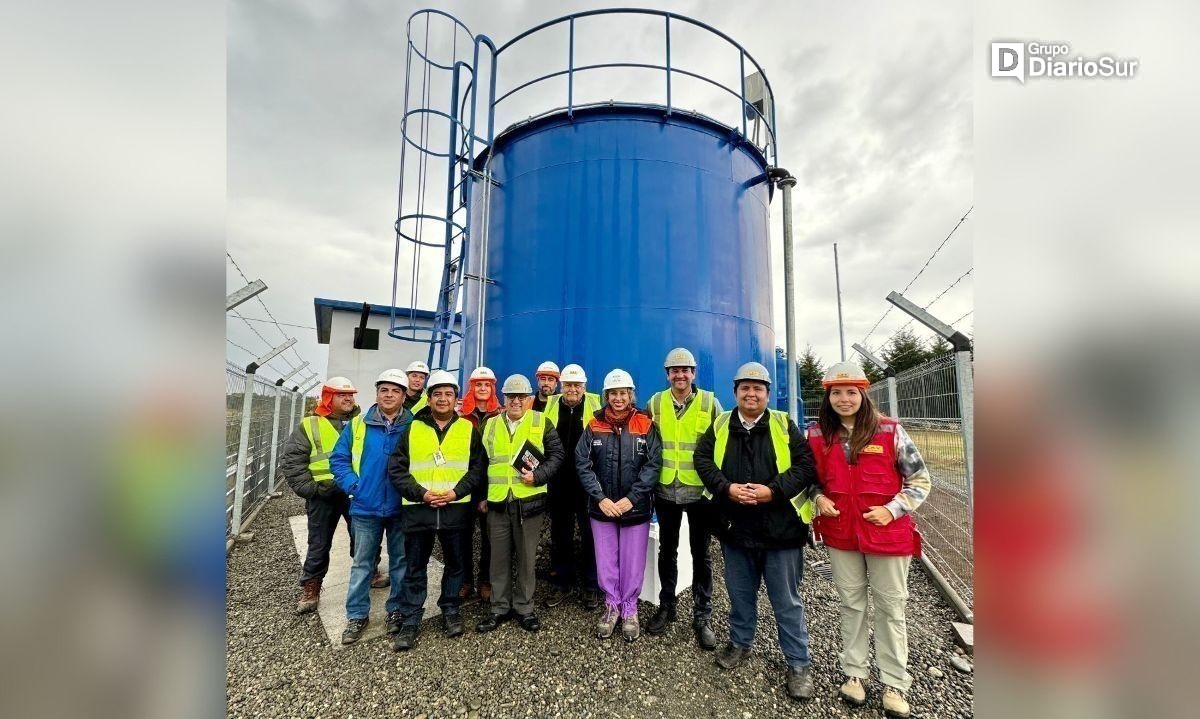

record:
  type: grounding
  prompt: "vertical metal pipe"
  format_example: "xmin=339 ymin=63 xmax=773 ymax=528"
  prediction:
xmin=664 ymin=16 xmax=672 ymax=116
xmin=834 ymin=242 xmax=846 ymax=361
xmin=778 ymin=173 xmax=799 ymax=422
xmin=231 ymin=372 xmax=256 ymax=536
xmin=567 ymin=17 xmax=575 ymax=118
xmin=738 ymin=49 xmax=747 ymax=139
xmin=267 ymin=387 xmax=283 ymax=493
xmin=887 ymin=375 xmax=899 ymax=420
xmin=955 ymin=350 xmax=975 ymax=526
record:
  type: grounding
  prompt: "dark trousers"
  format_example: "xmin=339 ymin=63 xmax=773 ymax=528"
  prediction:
xmin=463 ymin=509 xmax=490 ymax=586
xmin=399 ymin=527 xmax=468 ymax=627
xmin=656 ymin=497 xmax=715 ymax=621
xmin=300 ymin=494 xmax=353 ymax=584
xmin=548 ymin=482 xmax=598 ymax=592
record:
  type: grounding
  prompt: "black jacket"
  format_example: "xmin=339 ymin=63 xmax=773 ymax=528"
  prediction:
xmin=387 ymin=409 xmax=486 ymax=532
xmin=694 ymin=411 xmax=818 ymax=549
xmin=575 ymin=409 xmax=663 ymax=526
xmin=278 ymin=407 xmax=360 ymax=501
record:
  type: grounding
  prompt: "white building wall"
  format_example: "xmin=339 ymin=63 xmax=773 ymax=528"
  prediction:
xmin=325 ymin=311 xmax=460 ymax=404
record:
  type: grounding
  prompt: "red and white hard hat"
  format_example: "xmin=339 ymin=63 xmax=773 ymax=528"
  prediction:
xmin=323 ymin=376 xmax=357 ymax=393
xmin=535 ymin=361 xmax=560 ymax=378
xmin=821 ymin=361 xmax=871 ymax=389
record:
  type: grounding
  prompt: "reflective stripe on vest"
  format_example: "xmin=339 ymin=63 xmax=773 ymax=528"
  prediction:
xmin=350 ymin=416 xmax=367 ymax=475
xmin=481 ymin=411 xmax=547 ymax=502
xmin=405 ymin=419 xmax=473 ymax=505
xmin=652 ymin=389 xmax=714 ymax=487
xmin=544 ymin=392 xmax=601 ymax=429
xmin=301 ymin=415 xmax=341 ymax=483
xmin=410 ymin=394 xmax=428 ymax=414
xmin=712 ymin=410 xmax=814 ymax=523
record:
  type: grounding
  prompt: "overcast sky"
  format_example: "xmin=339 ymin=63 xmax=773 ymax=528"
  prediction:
xmin=227 ymin=0 xmax=972 ymax=386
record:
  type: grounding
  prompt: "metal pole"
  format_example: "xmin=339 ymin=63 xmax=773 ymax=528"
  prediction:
xmin=834 ymin=243 xmax=846 ymax=361
xmin=955 ymin=349 xmax=975 ymax=524
xmin=231 ymin=371 xmax=256 ymax=537
xmin=267 ymin=386 xmax=284 ymax=494
xmin=773 ymin=170 xmax=799 ymax=423
xmin=887 ymin=375 xmax=899 ymax=420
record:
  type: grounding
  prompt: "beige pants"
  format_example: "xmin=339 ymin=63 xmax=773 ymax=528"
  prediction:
xmin=827 ymin=547 xmax=912 ymax=691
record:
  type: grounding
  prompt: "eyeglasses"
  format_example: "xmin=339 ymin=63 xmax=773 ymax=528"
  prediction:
xmin=505 ymin=396 xmax=529 ymax=403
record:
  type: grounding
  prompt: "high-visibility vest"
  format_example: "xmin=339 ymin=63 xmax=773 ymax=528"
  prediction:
xmin=404 ymin=419 xmax=473 ymax=505
xmin=481 ymin=411 xmax=547 ymax=502
xmin=543 ymin=392 xmax=601 ymax=429
xmin=409 ymin=393 xmax=428 ymax=414
xmin=712 ymin=410 xmax=814 ymax=523
xmin=300 ymin=416 xmax=341 ymax=483
xmin=649 ymin=389 xmax=715 ymax=487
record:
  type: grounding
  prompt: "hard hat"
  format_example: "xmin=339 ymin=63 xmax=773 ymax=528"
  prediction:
xmin=664 ymin=347 xmax=697 ymax=368
xmin=733 ymin=361 xmax=772 ymax=386
xmin=602 ymin=368 xmax=635 ymax=392
xmin=560 ymin=363 xmax=587 ymax=383
xmin=426 ymin=369 xmax=459 ymax=394
xmin=535 ymin=360 xmax=560 ymax=377
xmin=323 ymin=376 xmax=357 ymax=393
xmin=821 ymin=361 xmax=871 ymax=389
xmin=404 ymin=360 xmax=430 ymax=375
xmin=469 ymin=366 xmax=497 ymax=382
xmin=375 ymin=369 xmax=408 ymax=388
xmin=501 ymin=374 xmax=534 ymax=395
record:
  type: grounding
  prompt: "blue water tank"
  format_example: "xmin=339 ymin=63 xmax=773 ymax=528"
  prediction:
xmin=461 ymin=105 xmax=775 ymax=409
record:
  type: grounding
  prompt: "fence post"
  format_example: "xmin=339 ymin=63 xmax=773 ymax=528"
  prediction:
xmin=887 ymin=374 xmax=899 ymax=419
xmin=955 ymin=350 xmax=975 ymax=522
xmin=268 ymin=386 xmax=284 ymax=494
xmin=231 ymin=371 xmax=256 ymax=537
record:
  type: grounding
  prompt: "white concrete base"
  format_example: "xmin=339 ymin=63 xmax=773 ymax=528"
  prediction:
xmin=288 ymin=514 xmax=443 ymax=648
xmin=640 ymin=513 xmax=695 ymax=605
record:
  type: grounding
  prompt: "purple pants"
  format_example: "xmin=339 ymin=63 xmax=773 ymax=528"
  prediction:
xmin=590 ymin=518 xmax=650 ymax=618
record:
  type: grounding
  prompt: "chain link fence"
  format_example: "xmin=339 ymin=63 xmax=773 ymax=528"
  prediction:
xmin=868 ymin=353 xmax=973 ymax=605
xmin=226 ymin=362 xmax=307 ymax=541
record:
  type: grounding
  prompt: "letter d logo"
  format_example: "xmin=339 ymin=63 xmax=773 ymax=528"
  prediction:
xmin=991 ymin=42 xmax=1025 ymax=83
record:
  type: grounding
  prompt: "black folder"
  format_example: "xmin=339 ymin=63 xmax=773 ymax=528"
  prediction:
xmin=511 ymin=440 xmax=546 ymax=473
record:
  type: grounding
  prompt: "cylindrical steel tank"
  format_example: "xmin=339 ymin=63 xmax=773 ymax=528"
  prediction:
xmin=461 ymin=105 xmax=775 ymax=408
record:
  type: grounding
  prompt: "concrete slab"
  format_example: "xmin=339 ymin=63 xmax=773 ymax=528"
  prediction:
xmin=641 ymin=512 xmax=694 ymax=604
xmin=288 ymin=514 xmax=443 ymax=648
xmin=951 ymin=621 xmax=974 ymax=655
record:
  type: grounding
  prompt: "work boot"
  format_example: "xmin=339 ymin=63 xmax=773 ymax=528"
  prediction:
xmin=621 ymin=614 xmax=640 ymax=643
xmin=370 ymin=569 xmax=388 ymax=589
xmin=517 ymin=613 xmax=541 ymax=632
xmin=385 ymin=610 xmax=403 ymax=635
xmin=693 ymin=620 xmax=718 ymax=651
xmin=295 ymin=579 xmax=321 ymax=615
xmin=393 ymin=625 xmax=418 ymax=651
xmin=646 ymin=605 xmax=676 ymax=635
xmin=341 ymin=618 xmax=368 ymax=645
xmin=881 ymin=687 xmax=911 ymax=718
xmin=596 ymin=605 xmax=619 ymax=639
xmin=581 ymin=589 xmax=601 ymax=611
xmin=458 ymin=583 xmax=476 ymax=602
xmin=786 ymin=666 xmax=815 ymax=700
xmin=839 ymin=676 xmax=867 ymax=706
xmin=479 ymin=581 xmax=493 ymax=602
xmin=443 ymin=612 xmax=464 ymax=638
xmin=715 ymin=643 xmax=751 ymax=670
xmin=544 ymin=585 xmax=575 ymax=608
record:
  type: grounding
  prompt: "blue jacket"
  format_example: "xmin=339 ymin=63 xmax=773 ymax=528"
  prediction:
xmin=330 ymin=404 xmax=411 ymax=518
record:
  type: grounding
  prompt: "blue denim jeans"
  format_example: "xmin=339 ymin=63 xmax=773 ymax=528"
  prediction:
xmin=721 ymin=543 xmax=811 ymax=668
xmin=345 ymin=515 xmax=405 ymax=620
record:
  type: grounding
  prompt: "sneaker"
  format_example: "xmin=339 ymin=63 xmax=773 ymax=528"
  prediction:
xmin=646 ymin=605 xmax=676 ymax=635
xmin=370 ymin=569 xmax=389 ymax=589
xmin=385 ymin=610 xmax=403 ymax=635
xmin=517 ymin=613 xmax=541 ymax=632
xmin=715 ymin=642 xmax=751 ymax=670
xmin=295 ymin=579 xmax=321 ymax=615
xmin=581 ymin=589 xmax=601 ymax=611
xmin=544 ymin=586 xmax=575 ymax=608
xmin=693 ymin=620 xmax=718 ymax=651
xmin=596 ymin=605 xmax=619 ymax=639
xmin=393 ymin=625 xmax=418 ymax=651
xmin=786 ymin=666 xmax=814 ymax=701
xmin=341 ymin=618 xmax=369 ymax=645
xmin=621 ymin=614 xmax=640 ymax=643
xmin=839 ymin=676 xmax=867 ymax=706
xmin=443 ymin=612 xmax=464 ymax=638
xmin=882 ymin=687 xmax=911 ymax=718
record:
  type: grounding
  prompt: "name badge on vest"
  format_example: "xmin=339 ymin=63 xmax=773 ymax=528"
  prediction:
xmin=862 ymin=444 xmax=884 ymax=455
xmin=433 ymin=449 xmax=447 ymax=466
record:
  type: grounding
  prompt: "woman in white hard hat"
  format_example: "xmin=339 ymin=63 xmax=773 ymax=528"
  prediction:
xmin=574 ymin=369 xmax=663 ymax=642
xmin=808 ymin=361 xmax=932 ymax=718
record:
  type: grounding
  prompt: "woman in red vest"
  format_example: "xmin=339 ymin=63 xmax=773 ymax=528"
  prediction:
xmin=808 ymin=362 xmax=932 ymax=719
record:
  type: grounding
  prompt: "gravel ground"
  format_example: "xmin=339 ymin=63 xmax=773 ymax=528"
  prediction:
xmin=228 ymin=493 xmax=974 ymax=718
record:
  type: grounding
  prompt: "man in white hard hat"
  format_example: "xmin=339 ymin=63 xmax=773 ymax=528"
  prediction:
xmin=328 ymin=369 xmax=412 ymax=644
xmin=694 ymin=361 xmax=819 ymax=701
xmin=459 ymin=366 xmax=502 ymax=603
xmin=388 ymin=370 xmax=487 ymax=651
xmin=279 ymin=376 xmax=362 ymax=615
xmin=542 ymin=363 xmax=604 ymax=610
xmin=475 ymin=374 xmax=566 ymax=633
xmin=403 ymin=360 xmax=431 ymax=413
xmin=532 ymin=360 xmax=560 ymax=411
xmin=645 ymin=347 xmax=723 ymax=649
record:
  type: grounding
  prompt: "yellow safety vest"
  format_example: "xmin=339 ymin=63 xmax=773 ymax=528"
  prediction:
xmin=409 ymin=393 xmax=428 ymax=414
xmin=649 ymin=389 xmax=715 ymax=487
xmin=543 ymin=392 xmax=601 ymax=429
xmin=404 ymin=418 xmax=473 ymax=505
xmin=481 ymin=411 xmax=548 ymax=502
xmin=300 ymin=416 xmax=341 ymax=483
xmin=712 ymin=410 xmax=814 ymax=523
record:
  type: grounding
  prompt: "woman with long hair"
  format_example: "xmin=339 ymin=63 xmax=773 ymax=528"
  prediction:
xmin=808 ymin=362 xmax=932 ymax=719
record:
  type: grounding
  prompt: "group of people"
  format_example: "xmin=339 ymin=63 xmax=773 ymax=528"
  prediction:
xmin=280 ymin=350 xmax=932 ymax=718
